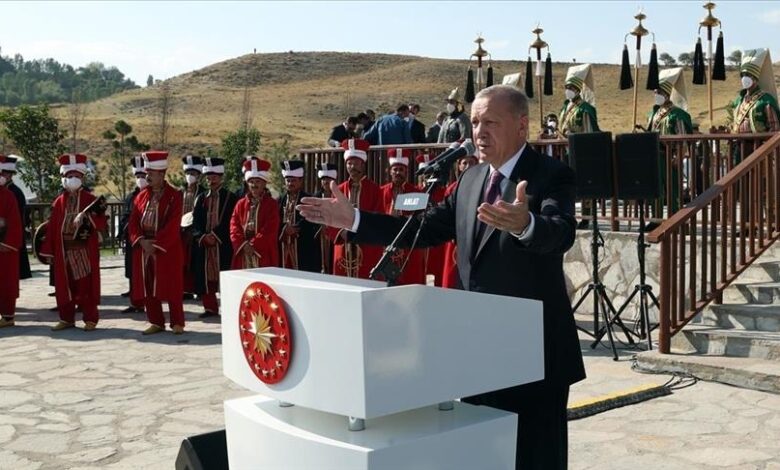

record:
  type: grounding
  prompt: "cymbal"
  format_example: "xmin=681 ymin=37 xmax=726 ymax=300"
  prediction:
xmin=181 ymin=211 xmax=194 ymax=228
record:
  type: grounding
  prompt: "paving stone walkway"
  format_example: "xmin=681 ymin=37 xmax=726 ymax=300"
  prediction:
xmin=1 ymin=257 xmax=779 ymax=469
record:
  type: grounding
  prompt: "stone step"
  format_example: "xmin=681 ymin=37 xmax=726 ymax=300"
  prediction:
xmin=682 ymin=325 xmax=780 ymax=359
xmin=701 ymin=303 xmax=780 ymax=332
xmin=722 ymin=281 xmax=780 ymax=305
xmin=739 ymin=258 xmax=780 ymax=283
xmin=634 ymin=350 xmax=780 ymax=394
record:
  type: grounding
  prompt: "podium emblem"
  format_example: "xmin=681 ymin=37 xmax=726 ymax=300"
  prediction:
xmin=238 ymin=282 xmax=292 ymax=384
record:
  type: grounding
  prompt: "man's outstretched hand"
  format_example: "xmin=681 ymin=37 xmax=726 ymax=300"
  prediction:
xmin=477 ymin=180 xmax=530 ymax=234
xmin=297 ymin=180 xmax=356 ymax=230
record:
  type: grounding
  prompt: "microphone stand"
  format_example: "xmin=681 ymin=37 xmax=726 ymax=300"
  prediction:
xmin=369 ymin=170 xmax=447 ymax=286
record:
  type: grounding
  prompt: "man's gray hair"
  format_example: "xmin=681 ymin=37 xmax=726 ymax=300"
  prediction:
xmin=474 ymin=85 xmax=529 ymax=117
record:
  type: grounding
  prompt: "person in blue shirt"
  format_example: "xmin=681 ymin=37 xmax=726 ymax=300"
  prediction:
xmin=362 ymin=104 xmax=412 ymax=145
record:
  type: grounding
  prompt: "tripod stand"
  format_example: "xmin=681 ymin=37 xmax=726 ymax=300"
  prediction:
xmin=572 ymin=199 xmax=635 ymax=361
xmin=615 ymin=200 xmax=659 ymax=350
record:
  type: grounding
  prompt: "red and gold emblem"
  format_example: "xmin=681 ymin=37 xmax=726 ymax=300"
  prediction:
xmin=238 ymin=282 xmax=292 ymax=384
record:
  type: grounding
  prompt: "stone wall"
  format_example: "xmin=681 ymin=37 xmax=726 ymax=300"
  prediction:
xmin=564 ymin=231 xmax=660 ymax=321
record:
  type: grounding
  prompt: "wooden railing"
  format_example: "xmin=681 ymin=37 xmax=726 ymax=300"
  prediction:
xmin=647 ymin=132 xmax=780 ymax=353
xmin=297 ymin=134 xmax=775 ymax=230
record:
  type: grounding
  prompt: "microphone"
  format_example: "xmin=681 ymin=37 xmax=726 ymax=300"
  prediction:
xmin=416 ymin=139 xmax=477 ymax=176
xmin=415 ymin=141 xmax=458 ymax=176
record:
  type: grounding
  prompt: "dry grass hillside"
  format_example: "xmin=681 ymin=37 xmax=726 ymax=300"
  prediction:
xmin=52 ymin=51 xmax=772 ymax=158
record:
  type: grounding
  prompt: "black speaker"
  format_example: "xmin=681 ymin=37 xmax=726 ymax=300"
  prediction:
xmin=614 ymin=132 xmax=660 ymax=200
xmin=175 ymin=429 xmax=229 ymax=470
xmin=568 ymin=131 xmax=614 ymax=199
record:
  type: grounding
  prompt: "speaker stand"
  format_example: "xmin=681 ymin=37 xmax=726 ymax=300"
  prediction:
xmin=614 ymin=200 xmax=660 ymax=350
xmin=572 ymin=200 xmax=635 ymax=361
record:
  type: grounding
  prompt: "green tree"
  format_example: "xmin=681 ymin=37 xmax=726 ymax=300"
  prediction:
xmin=0 ymin=105 xmax=65 ymax=201
xmin=727 ymin=50 xmax=742 ymax=68
xmin=659 ymin=52 xmax=677 ymax=67
xmin=0 ymin=52 xmax=137 ymax=106
xmin=102 ymin=120 xmax=149 ymax=201
xmin=265 ymin=139 xmax=292 ymax=196
xmin=147 ymin=74 xmax=154 ymax=87
xmin=678 ymin=52 xmax=694 ymax=67
xmin=221 ymin=127 xmax=262 ymax=191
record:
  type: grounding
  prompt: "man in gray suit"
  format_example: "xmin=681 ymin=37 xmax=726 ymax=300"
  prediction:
xmin=298 ymin=85 xmax=585 ymax=470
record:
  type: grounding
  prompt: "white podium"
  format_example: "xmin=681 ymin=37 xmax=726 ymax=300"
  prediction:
xmin=221 ymin=268 xmax=544 ymax=470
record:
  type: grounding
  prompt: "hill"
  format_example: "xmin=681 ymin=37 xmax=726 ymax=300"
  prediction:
xmin=54 ymin=51 xmax=764 ymax=156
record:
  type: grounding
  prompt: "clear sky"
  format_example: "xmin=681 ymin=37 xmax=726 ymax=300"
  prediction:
xmin=2 ymin=1 xmax=779 ymax=85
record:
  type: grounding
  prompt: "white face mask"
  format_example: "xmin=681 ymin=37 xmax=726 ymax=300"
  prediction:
xmin=63 ymin=176 xmax=82 ymax=192
xmin=564 ymin=89 xmax=577 ymax=101
xmin=741 ymin=76 xmax=754 ymax=90
xmin=547 ymin=120 xmax=557 ymax=130
xmin=185 ymin=174 xmax=199 ymax=185
xmin=446 ymin=103 xmax=456 ymax=114
xmin=136 ymin=177 xmax=149 ymax=189
xmin=0 ymin=176 xmax=6 ymax=186
xmin=654 ymin=93 xmax=667 ymax=106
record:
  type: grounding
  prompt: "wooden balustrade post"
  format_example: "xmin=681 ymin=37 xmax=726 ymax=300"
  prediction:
xmin=659 ymin=236 xmax=671 ymax=353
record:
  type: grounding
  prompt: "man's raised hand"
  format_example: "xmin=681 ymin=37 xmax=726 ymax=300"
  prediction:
xmin=297 ymin=180 xmax=356 ymax=230
xmin=476 ymin=180 xmax=530 ymax=234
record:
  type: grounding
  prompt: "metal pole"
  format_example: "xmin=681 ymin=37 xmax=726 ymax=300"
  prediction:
xmin=632 ymin=37 xmax=641 ymax=129
xmin=530 ymin=26 xmax=549 ymax=134
xmin=537 ymin=49 xmax=544 ymax=132
xmin=707 ymin=26 xmax=714 ymax=127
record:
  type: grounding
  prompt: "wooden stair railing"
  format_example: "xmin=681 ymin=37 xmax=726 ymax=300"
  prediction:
xmin=647 ymin=132 xmax=780 ymax=353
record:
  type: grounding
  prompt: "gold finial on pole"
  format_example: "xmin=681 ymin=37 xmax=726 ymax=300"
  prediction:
xmin=471 ymin=35 xmax=489 ymax=60
xmin=471 ymin=35 xmax=489 ymax=91
xmin=699 ymin=2 xmax=720 ymax=28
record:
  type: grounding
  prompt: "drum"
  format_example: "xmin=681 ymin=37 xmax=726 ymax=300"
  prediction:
xmin=33 ymin=220 xmax=49 ymax=264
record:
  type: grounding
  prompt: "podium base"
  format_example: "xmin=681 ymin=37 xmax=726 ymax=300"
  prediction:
xmin=225 ymin=395 xmax=517 ymax=470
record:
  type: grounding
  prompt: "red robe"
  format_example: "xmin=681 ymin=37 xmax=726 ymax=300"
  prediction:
xmin=230 ymin=194 xmax=280 ymax=269
xmin=441 ymin=181 xmax=460 ymax=288
xmin=0 ymin=187 xmax=22 ymax=302
xmin=330 ymin=177 xmax=382 ymax=279
xmin=420 ymin=184 xmax=447 ymax=286
xmin=39 ymin=189 xmax=106 ymax=305
xmin=128 ymin=183 xmax=183 ymax=302
xmin=379 ymin=181 xmax=425 ymax=285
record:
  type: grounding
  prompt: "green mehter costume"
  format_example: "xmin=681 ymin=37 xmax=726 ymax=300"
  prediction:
xmin=730 ymin=48 xmax=780 ymax=166
xmin=560 ymin=63 xmax=599 ymax=228
xmin=559 ymin=64 xmax=599 ymax=136
xmin=731 ymin=48 xmax=780 ymax=135
xmin=647 ymin=67 xmax=693 ymax=214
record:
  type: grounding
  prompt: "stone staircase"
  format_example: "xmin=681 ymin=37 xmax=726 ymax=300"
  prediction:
xmin=635 ymin=244 xmax=780 ymax=394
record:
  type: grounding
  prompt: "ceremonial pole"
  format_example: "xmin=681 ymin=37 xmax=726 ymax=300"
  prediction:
xmin=474 ymin=36 xmax=487 ymax=91
xmin=464 ymin=35 xmax=492 ymax=104
xmin=628 ymin=11 xmax=649 ymax=129
xmin=529 ymin=26 xmax=550 ymax=133
xmin=699 ymin=2 xmax=722 ymax=128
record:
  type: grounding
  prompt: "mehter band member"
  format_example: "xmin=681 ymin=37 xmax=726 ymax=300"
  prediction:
xmin=230 ymin=158 xmax=280 ymax=269
xmin=279 ymin=160 xmax=320 ymax=272
xmin=191 ymin=157 xmax=237 ymax=318
xmin=128 ymin=150 xmax=185 ymax=335
xmin=40 ymin=154 xmax=107 ymax=332
xmin=0 ymin=178 xmax=22 ymax=328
